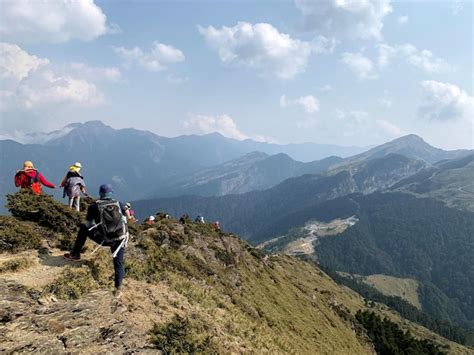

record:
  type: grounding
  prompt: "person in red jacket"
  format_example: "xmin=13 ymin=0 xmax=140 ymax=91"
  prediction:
xmin=14 ymin=161 xmax=56 ymax=194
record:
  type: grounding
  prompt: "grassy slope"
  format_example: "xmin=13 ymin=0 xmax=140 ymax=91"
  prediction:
xmin=1 ymin=192 xmax=472 ymax=354
xmin=363 ymin=274 xmax=421 ymax=310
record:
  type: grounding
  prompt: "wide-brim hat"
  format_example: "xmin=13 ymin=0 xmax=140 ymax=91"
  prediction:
xmin=23 ymin=161 xmax=35 ymax=170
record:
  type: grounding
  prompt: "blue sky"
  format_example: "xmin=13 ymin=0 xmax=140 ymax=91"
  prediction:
xmin=0 ymin=0 xmax=472 ymax=149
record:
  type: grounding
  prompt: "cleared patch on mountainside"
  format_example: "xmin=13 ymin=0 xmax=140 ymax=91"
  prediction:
xmin=363 ymin=274 xmax=422 ymax=310
xmin=258 ymin=216 xmax=358 ymax=256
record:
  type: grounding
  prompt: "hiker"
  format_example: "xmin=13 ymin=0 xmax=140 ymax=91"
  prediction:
xmin=64 ymin=184 xmax=128 ymax=297
xmin=145 ymin=215 xmax=155 ymax=225
xmin=195 ymin=215 xmax=205 ymax=224
xmin=124 ymin=202 xmax=137 ymax=223
xmin=213 ymin=221 xmax=221 ymax=231
xmin=60 ymin=162 xmax=86 ymax=212
xmin=14 ymin=160 xmax=55 ymax=195
xmin=179 ymin=214 xmax=188 ymax=224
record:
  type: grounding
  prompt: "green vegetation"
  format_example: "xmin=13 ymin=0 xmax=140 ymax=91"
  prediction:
xmin=392 ymin=154 xmax=474 ymax=212
xmin=325 ymin=269 xmax=473 ymax=346
xmin=149 ymin=314 xmax=215 ymax=353
xmin=363 ymin=274 xmax=421 ymax=309
xmin=44 ymin=266 xmax=97 ymax=300
xmin=0 ymin=257 xmax=34 ymax=273
xmin=0 ymin=215 xmax=43 ymax=252
xmin=314 ymin=193 xmax=474 ymax=330
xmin=356 ymin=310 xmax=446 ymax=355
xmin=6 ymin=190 xmax=83 ymax=234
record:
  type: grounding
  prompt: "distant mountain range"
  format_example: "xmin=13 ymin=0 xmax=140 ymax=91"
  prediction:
xmin=132 ymin=153 xmax=430 ymax=238
xmin=132 ymin=134 xmax=474 ymax=237
xmin=0 ymin=120 xmax=366 ymax=211
xmin=157 ymin=152 xmax=343 ymax=197
xmin=155 ymin=132 xmax=473 ymax=199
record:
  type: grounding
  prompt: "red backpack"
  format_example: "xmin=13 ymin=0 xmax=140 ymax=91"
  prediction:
xmin=14 ymin=170 xmax=42 ymax=195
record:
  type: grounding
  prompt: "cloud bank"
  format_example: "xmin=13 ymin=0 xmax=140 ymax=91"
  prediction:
xmin=0 ymin=0 xmax=111 ymax=44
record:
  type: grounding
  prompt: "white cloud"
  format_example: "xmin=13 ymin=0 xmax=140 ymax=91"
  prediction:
xmin=17 ymin=70 xmax=104 ymax=109
xmin=311 ymin=35 xmax=337 ymax=54
xmin=397 ymin=16 xmax=409 ymax=25
xmin=378 ymin=43 xmax=451 ymax=73
xmin=0 ymin=43 xmax=49 ymax=88
xmin=182 ymin=114 xmax=272 ymax=142
xmin=198 ymin=22 xmax=313 ymax=79
xmin=0 ymin=42 xmax=105 ymax=112
xmin=0 ymin=0 xmax=111 ymax=44
xmin=183 ymin=114 xmax=249 ymax=140
xmin=295 ymin=0 xmax=392 ymax=40
xmin=113 ymin=42 xmax=185 ymax=71
xmin=70 ymin=62 xmax=121 ymax=81
xmin=418 ymin=80 xmax=474 ymax=122
xmin=341 ymin=52 xmax=377 ymax=80
xmin=376 ymin=119 xmax=404 ymax=136
xmin=280 ymin=94 xmax=320 ymax=113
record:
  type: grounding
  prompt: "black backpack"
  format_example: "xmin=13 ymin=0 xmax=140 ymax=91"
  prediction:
xmin=96 ymin=199 xmax=128 ymax=243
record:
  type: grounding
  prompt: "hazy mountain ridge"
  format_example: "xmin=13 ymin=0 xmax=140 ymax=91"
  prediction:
xmin=159 ymin=152 xmax=343 ymax=197
xmin=163 ymin=133 xmax=471 ymax=200
xmin=0 ymin=120 xmax=364 ymax=211
xmin=331 ymin=134 xmax=472 ymax=167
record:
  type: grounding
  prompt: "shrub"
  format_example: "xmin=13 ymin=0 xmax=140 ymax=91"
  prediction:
xmin=0 ymin=257 xmax=34 ymax=273
xmin=45 ymin=266 xmax=96 ymax=300
xmin=6 ymin=190 xmax=83 ymax=235
xmin=0 ymin=216 xmax=43 ymax=252
xmin=149 ymin=314 xmax=215 ymax=353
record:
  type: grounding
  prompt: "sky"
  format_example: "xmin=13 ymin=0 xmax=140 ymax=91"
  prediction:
xmin=0 ymin=0 xmax=472 ymax=150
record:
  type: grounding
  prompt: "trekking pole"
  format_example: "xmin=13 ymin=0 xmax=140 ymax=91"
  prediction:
xmin=90 ymin=240 xmax=105 ymax=256
xmin=112 ymin=236 xmax=128 ymax=258
xmin=88 ymin=223 xmax=101 ymax=232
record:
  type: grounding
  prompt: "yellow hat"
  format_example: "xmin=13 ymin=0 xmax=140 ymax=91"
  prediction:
xmin=23 ymin=161 xmax=35 ymax=169
xmin=69 ymin=162 xmax=82 ymax=172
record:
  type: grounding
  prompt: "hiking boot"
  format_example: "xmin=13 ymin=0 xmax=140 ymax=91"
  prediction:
xmin=63 ymin=253 xmax=81 ymax=261
xmin=112 ymin=288 xmax=122 ymax=298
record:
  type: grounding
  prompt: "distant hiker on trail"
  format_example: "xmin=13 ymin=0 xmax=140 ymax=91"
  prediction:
xmin=64 ymin=184 xmax=128 ymax=297
xmin=179 ymin=214 xmax=188 ymax=224
xmin=14 ymin=161 xmax=55 ymax=195
xmin=213 ymin=221 xmax=221 ymax=231
xmin=60 ymin=162 xmax=86 ymax=212
xmin=195 ymin=215 xmax=205 ymax=224
xmin=124 ymin=202 xmax=137 ymax=223
xmin=145 ymin=215 xmax=155 ymax=225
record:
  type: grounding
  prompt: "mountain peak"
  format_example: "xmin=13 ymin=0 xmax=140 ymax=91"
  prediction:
xmin=390 ymin=134 xmax=427 ymax=145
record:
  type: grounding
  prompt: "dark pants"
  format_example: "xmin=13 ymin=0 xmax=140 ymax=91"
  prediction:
xmin=71 ymin=224 xmax=125 ymax=289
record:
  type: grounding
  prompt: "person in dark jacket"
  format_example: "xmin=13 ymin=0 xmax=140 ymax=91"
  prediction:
xmin=14 ymin=161 xmax=55 ymax=191
xmin=60 ymin=162 xmax=86 ymax=211
xmin=64 ymin=184 xmax=127 ymax=297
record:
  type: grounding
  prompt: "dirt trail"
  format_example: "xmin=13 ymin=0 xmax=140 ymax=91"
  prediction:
xmin=0 ymin=249 xmax=185 ymax=354
xmin=0 ymin=250 xmax=72 ymax=289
